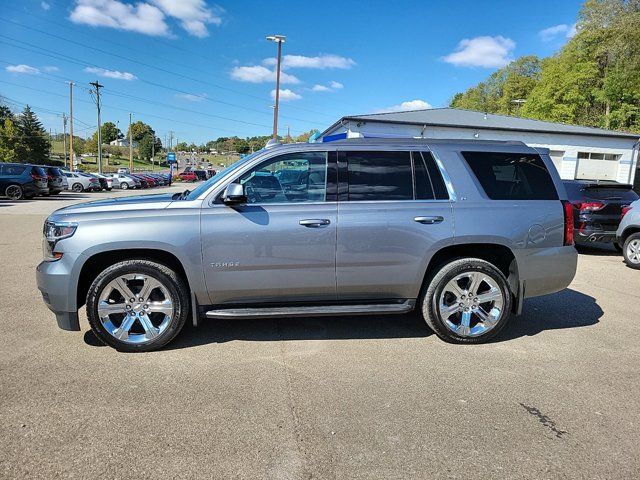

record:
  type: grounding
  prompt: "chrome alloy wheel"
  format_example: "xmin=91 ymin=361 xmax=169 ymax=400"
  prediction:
xmin=627 ymin=239 xmax=640 ymax=264
xmin=97 ymin=273 xmax=174 ymax=344
xmin=438 ymin=271 xmax=505 ymax=338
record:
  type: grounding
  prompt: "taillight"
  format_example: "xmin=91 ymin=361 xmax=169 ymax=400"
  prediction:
xmin=31 ymin=174 xmax=41 ymax=180
xmin=573 ymin=201 xmax=605 ymax=212
xmin=562 ymin=200 xmax=574 ymax=246
xmin=622 ymin=205 xmax=632 ymax=217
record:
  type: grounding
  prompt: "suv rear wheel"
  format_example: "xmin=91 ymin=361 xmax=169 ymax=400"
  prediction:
xmin=622 ymin=233 xmax=640 ymax=269
xmin=86 ymin=260 xmax=189 ymax=352
xmin=421 ymin=258 xmax=512 ymax=343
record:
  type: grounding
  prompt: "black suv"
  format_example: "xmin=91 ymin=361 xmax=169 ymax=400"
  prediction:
xmin=0 ymin=163 xmax=48 ymax=200
xmin=563 ymin=180 xmax=639 ymax=248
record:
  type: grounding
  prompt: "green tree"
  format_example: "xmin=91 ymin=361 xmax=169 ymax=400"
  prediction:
xmin=137 ymin=134 xmax=162 ymax=160
xmin=127 ymin=121 xmax=154 ymax=142
xmin=17 ymin=105 xmax=51 ymax=164
xmin=92 ymin=121 xmax=121 ymax=144
xmin=0 ymin=117 xmax=20 ymax=162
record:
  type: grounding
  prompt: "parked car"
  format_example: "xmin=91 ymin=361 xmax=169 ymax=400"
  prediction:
xmin=43 ymin=167 xmax=65 ymax=195
xmin=616 ymin=199 xmax=640 ymax=269
xmin=0 ymin=163 xmax=43 ymax=200
xmin=138 ymin=174 xmax=156 ymax=188
xmin=193 ymin=169 xmax=208 ymax=181
xmin=31 ymin=166 xmax=50 ymax=196
xmin=130 ymin=174 xmax=149 ymax=188
xmin=92 ymin=173 xmax=113 ymax=191
xmin=63 ymin=171 xmax=100 ymax=192
xmin=563 ymin=180 xmax=639 ymax=250
xmin=178 ymin=171 xmax=197 ymax=182
xmin=37 ymin=139 xmax=577 ymax=352
xmin=110 ymin=173 xmax=141 ymax=190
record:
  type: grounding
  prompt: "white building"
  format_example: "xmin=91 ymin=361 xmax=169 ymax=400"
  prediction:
xmin=318 ymin=108 xmax=640 ymax=185
xmin=109 ymin=138 xmax=137 ymax=148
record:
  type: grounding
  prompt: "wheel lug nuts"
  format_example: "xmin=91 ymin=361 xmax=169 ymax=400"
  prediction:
xmin=130 ymin=298 xmax=135 ymax=303
xmin=138 ymin=298 xmax=143 ymax=302
xmin=126 ymin=305 xmax=131 ymax=310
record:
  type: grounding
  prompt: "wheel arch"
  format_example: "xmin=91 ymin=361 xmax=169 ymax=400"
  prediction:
xmin=77 ymin=248 xmax=191 ymax=309
xmin=620 ymin=226 xmax=640 ymax=245
xmin=421 ymin=242 xmax=521 ymax=313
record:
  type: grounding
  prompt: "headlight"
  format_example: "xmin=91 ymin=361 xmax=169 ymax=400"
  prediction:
xmin=43 ymin=220 xmax=77 ymax=261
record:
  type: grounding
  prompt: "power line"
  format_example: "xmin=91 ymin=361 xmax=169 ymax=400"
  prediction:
xmin=0 ymin=23 xmax=338 ymax=120
xmin=0 ymin=39 xmax=327 ymax=128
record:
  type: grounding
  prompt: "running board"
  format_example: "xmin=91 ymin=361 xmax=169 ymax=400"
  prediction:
xmin=205 ymin=300 xmax=415 ymax=319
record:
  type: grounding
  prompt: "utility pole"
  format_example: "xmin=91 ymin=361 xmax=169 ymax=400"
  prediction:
xmin=89 ymin=80 xmax=104 ymax=173
xmin=62 ymin=113 xmax=67 ymax=166
xmin=129 ymin=113 xmax=133 ymax=172
xmin=267 ymin=35 xmax=286 ymax=140
xmin=68 ymin=82 xmax=74 ymax=171
xmin=151 ymin=136 xmax=155 ymax=171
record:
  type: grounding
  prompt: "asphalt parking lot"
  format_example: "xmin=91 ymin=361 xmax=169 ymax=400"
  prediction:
xmin=1 ymin=189 xmax=639 ymax=479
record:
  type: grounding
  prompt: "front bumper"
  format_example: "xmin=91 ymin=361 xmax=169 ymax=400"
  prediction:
xmin=36 ymin=253 xmax=81 ymax=331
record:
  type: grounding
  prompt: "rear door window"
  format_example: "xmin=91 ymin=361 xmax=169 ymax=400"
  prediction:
xmin=1 ymin=164 xmax=27 ymax=176
xmin=413 ymin=151 xmax=449 ymax=200
xmin=346 ymin=151 xmax=413 ymax=201
xmin=461 ymin=151 xmax=558 ymax=200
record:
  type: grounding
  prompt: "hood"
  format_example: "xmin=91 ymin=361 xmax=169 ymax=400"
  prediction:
xmin=51 ymin=193 xmax=176 ymax=218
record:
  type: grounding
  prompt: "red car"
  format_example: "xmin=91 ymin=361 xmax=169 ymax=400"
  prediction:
xmin=139 ymin=174 xmax=156 ymax=187
xmin=179 ymin=171 xmax=197 ymax=182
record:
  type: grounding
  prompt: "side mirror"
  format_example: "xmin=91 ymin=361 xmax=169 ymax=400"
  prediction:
xmin=222 ymin=183 xmax=247 ymax=204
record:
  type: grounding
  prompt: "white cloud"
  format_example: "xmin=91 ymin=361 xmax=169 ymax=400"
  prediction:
xmin=539 ymin=23 xmax=577 ymax=41
xmin=149 ymin=0 xmax=222 ymax=37
xmin=41 ymin=1 xmax=50 ymax=10
xmin=263 ymin=54 xmax=355 ymax=70
xmin=69 ymin=0 xmax=222 ymax=37
xmin=567 ymin=23 xmax=578 ymax=38
xmin=230 ymin=65 xmax=299 ymax=84
xmin=42 ymin=66 xmax=60 ymax=72
xmin=377 ymin=99 xmax=432 ymax=113
xmin=271 ymin=89 xmax=302 ymax=102
xmin=311 ymin=81 xmax=344 ymax=92
xmin=443 ymin=36 xmax=515 ymax=68
xmin=84 ymin=66 xmax=137 ymax=80
xmin=175 ymin=93 xmax=206 ymax=102
xmin=6 ymin=64 xmax=40 ymax=75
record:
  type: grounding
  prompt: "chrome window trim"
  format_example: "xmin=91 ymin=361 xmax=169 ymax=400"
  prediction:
xmin=424 ymin=148 xmax=457 ymax=202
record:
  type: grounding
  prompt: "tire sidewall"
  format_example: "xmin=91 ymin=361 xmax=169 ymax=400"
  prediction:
xmin=623 ymin=233 xmax=640 ymax=269
xmin=6 ymin=184 xmax=24 ymax=200
xmin=86 ymin=261 xmax=189 ymax=352
xmin=422 ymin=258 xmax=513 ymax=344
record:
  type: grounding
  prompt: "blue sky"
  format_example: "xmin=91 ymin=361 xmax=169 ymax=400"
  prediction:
xmin=0 ymin=0 xmax=582 ymax=144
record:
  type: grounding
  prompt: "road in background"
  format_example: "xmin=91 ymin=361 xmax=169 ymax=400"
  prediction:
xmin=0 ymin=192 xmax=639 ymax=479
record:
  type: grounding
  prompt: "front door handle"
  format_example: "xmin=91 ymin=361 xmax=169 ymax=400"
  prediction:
xmin=299 ymin=218 xmax=331 ymax=227
xmin=414 ymin=216 xmax=444 ymax=225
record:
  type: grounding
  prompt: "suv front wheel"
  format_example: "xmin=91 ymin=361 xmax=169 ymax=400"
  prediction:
xmin=421 ymin=258 xmax=512 ymax=343
xmin=86 ymin=260 xmax=189 ymax=352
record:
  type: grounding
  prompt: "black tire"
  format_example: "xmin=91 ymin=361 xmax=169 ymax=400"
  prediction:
xmin=72 ymin=183 xmax=84 ymax=192
xmin=622 ymin=233 xmax=640 ymax=269
xmin=5 ymin=184 xmax=24 ymax=200
xmin=613 ymin=241 xmax=623 ymax=253
xmin=86 ymin=260 xmax=190 ymax=352
xmin=50 ymin=191 xmax=61 ymax=195
xmin=420 ymin=258 xmax=513 ymax=344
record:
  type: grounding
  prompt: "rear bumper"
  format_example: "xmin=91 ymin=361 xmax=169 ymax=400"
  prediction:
xmin=516 ymin=246 xmax=578 ymax=299
xmin=36 ymin=254 xmax=81 ymax=331
xmin=575 ymin=228 xmax=618 ymax=244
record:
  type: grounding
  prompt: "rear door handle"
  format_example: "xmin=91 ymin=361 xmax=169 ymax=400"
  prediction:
xmin=299 ymin=218 xmax=331 ymax=227
xmin=414 ymin=216 xmax=444 ymax=225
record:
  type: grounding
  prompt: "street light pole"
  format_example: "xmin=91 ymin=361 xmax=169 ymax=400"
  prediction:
xmin=89 ymin=81 xmax=104 ymax=173
xmin=267 ymin=34 xmax=286 ymax=140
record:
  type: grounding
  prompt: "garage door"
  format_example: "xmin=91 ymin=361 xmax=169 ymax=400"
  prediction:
xmin=576 ymin=152 xmax=620 ymax=181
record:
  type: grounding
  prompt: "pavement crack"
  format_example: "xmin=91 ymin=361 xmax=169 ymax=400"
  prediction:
xmin=519 ymin=403 xmax=568 ymax=439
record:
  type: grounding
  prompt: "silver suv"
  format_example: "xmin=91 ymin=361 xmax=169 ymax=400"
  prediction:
xmin=36 ymin=139 xmax=577 ymax=351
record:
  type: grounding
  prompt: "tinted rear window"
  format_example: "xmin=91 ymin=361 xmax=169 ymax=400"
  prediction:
xmin=563 ymin=181 xmax=639 ymax=202
xmin=414 ymin=151 xmax=449 ymax=200
xmin=462 ymin=151 xmax=558 ymax=200
xmin=32 ymin=166 xmax=47 ymax=177
xmin=1 ymin=164 xmax=27 ymax=175
xmin=48 ymin=167 xmax=63 ymax=177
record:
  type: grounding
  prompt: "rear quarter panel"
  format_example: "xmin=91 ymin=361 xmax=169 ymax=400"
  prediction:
xmin=431 ymin=143 xmax=577 ymax=298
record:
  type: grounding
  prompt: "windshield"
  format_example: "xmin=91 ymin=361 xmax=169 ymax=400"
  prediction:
xmin=184 ymin=150 xmax=265 ymax=200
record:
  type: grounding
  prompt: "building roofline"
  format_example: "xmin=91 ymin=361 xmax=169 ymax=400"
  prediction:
xmin=319 ymin=108 xmax=640 ymax=140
